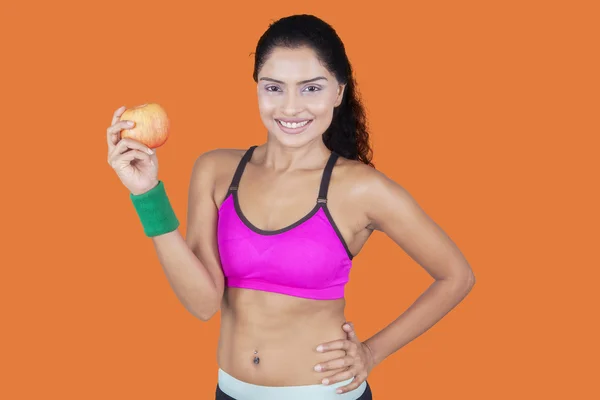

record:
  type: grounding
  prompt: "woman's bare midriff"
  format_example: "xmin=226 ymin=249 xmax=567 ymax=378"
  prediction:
xmin=217 ymin=287 xmax=349 ymax=387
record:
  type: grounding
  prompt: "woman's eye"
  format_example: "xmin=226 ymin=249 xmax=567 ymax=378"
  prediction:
xmin=265 ymin=85 xmax=320 ymax=92
xmin=305 ymin=86 xmax=320 ymax=92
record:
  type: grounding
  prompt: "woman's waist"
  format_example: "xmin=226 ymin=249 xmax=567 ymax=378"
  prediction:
xmin=217 ymin=345 xmax=348 ymax=387
xmin=216 ymin=367 xmax=369 ymax=400
xmin=218 ymin=311 xmax=349 ymax=385
xmin=219 ymin=313 xmax=348 ymax=356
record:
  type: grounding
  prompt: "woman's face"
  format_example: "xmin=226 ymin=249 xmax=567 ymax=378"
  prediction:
xmin=256 ymin=46 xmax=346 ymax=148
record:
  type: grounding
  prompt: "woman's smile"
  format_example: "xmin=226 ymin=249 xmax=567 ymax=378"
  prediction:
xmin=275 ymin=118 xmax=314 ymax=134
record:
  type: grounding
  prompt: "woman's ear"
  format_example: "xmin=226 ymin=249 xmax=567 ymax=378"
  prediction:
xmin=334 ymin=84 xmax=347 ymax=107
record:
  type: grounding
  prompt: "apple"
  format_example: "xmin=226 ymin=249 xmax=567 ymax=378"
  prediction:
xmin=120 ymin=103 xmax=171 ymax=149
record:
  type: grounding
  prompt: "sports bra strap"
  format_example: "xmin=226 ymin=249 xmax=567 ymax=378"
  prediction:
xmin=317 ymin=152 xmax=339 ymax=203
xmin=228 ymin=146 xmax=338 ymax=202
xmin=229 ymin=145 xmax=258 ymax=192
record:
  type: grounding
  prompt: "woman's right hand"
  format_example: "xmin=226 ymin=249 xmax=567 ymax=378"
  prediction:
xmin=107 ymin=105 xmax=159 ymax=195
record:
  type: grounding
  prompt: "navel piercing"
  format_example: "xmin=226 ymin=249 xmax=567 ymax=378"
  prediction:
xmin=253 ymin=350 xmax=260 ymax=364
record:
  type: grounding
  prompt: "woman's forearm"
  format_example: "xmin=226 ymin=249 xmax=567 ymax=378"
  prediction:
xmin=364 ymin=275 xmax=475 ymax=367
xmin=151 ymin=229 xmax=221 ymax=321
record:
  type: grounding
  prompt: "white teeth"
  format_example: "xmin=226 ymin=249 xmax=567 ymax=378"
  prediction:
xmin=278 ymin=120 xmax=310 ymax=128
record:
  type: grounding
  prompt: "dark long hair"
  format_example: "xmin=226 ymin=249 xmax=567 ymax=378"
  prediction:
xmin=252 ymin=14 xmax=375 ymax=168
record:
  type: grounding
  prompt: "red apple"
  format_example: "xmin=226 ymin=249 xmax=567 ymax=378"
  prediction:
xmin=120 ymin=103 xmax=171 ymax=149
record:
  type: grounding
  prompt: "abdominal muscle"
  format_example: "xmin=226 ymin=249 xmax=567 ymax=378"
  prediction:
xmin=217 ymin=287 xmax=349 ymax=387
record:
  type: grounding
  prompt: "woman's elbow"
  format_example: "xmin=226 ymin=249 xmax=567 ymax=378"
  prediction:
xmin=194 ymin=294 xmax=222 ymax=321
xmin=196 ymin=306 xmax=220 ymax=322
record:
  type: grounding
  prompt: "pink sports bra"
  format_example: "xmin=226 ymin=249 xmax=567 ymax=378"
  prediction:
xmin=217 ymin=145 xmax=354 ymax=300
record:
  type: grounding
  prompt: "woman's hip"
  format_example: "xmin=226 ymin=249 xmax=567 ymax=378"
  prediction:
xmin=215 ymin=368 xmax=372 ymax=400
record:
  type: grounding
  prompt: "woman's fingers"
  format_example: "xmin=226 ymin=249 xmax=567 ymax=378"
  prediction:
xmin=109 ymin=149 xmax=152 ymax=171
xmin=111 ymin=105 xmax=126 ymax=126
xmin=316 ymin=339 xmax=357 ymax=355
xmin=118 ymin=149 xmax=152 ymax=165
xmin=108 ymin=105 xmax=127 ymax=148
xmin=314 ymin=354 xmax=355 ymax=372
xmin=343 ymin=322 xmax=358 ymax=341
xmin=334 ymin=374 xmax=367 ymax=394
xmin=107 ymin=120 xmax=135 ymax=150
xmin=320 ymin=367 xmax=354 ymax=386
xmin=108 ymin=138 xmax=154 ymax=166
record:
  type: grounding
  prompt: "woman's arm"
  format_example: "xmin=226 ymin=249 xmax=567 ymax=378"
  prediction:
xmin=150 ymin=150 xmax=225 ymax=321
xmin=356 ymin=166 xmax=476 ymax=367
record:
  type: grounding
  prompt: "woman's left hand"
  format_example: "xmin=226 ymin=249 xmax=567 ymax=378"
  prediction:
xmin=314 ymin=322 xmax=376 ymax=394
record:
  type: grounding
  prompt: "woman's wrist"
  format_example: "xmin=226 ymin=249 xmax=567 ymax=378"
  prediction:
xmin=130 ymin=179 xmax=160 ymax=196
xmin=362 ymin=339 xmax=381 ymax=369
xmin=129 ymin=180 xmax=179 ymax=237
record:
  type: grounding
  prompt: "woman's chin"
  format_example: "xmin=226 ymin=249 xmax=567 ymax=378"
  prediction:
xmin=269 ymin=124 xmax=323 ymax=146
xmin=273 ymin=133 xmax=317 ymax=148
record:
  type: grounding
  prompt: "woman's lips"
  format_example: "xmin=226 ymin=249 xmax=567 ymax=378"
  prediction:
xmin=275 ymin=119 xmax=313 ymax=134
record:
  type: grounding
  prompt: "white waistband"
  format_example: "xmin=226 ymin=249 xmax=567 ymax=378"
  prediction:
xmin=218 ymin=368 xmax=367 ymax=400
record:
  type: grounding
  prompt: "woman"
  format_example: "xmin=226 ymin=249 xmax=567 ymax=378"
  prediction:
xmin=107 ymin=14 xmax=475 ymax=400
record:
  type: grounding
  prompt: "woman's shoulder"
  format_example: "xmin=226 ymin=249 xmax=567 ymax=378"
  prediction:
xmin=191 ymin=147 xmax=248 ymax=173
xmin=334 ymin=155 xmax=405 ymax=204
xmin=194 ymin=147 xmax=247 ymax=162
xmin=187 ymin=148 xmax=249 ymax=193
xmin=333 ymin=155 xmax=383 ymax=189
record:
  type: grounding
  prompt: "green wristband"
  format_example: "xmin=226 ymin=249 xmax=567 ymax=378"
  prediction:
xmin=130 ymin=180 xmax=180 ymax=237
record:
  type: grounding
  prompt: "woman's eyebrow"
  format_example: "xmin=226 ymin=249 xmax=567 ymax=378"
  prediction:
xmin=259 ymin=76 xmax=328 ymax=84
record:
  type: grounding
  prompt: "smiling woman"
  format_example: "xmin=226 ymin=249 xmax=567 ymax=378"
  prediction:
xmin=252 ymin=17 xmax=373 ymax=167
xmin=256 ymin=52 xmax=346 ymax=143
xmin=208 ymin=18 xmax=378 ymax=398
xmin=110 ymin=13 xmax=475 ymax=400
xmin=259 ymin=74 xmax=329 ymax=134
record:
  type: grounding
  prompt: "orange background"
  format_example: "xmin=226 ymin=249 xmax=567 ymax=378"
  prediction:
xmin=1 ymin=0 xmax=598 ymax=399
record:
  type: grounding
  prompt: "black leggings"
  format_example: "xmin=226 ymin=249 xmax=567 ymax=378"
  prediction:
xmin=215 ymin=380 xmax=373 ymax=399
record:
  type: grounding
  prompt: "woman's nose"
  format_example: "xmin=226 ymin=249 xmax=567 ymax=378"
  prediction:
xmin=281 ymin=92 xmax=303 ymax=115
